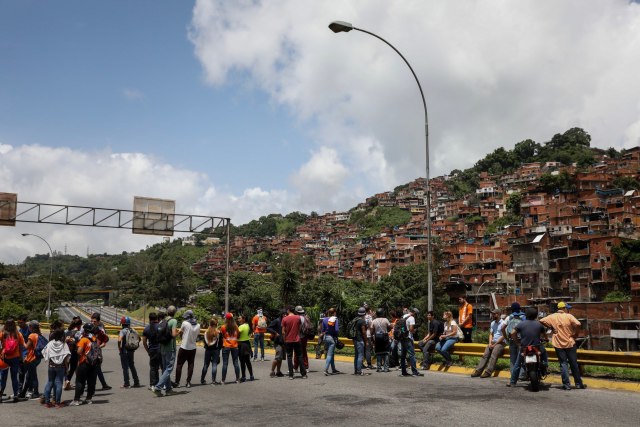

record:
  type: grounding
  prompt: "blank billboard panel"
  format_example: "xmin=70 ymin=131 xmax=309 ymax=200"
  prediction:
xmin=132 ymin=196 xmax=175 ymax=236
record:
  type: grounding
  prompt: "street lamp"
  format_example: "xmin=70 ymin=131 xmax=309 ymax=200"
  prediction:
xmin=329 ymin=20 xmax=434 ymax=310
xmin=22 ymin=233 xmax=53 ymax=321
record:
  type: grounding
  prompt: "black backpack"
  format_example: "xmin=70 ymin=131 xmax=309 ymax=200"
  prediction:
xmin=393 ymin=317 xmax=409 ymax=340
xmin=156 ymin=319 xmax=173 ymax=345
xmin=347 ymin=317 xmax=360 ymax=339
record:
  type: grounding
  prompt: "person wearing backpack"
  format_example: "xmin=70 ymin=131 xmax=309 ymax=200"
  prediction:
xmin=64 ymin=317 xmax=82 ymax=391
xmin=118 ymin=317 xmax=140 ymax=389
xmin=281 ymin=306 xmax=307 ymax=380
xmin=0 ymin=318 xmax=26 ymax=403
xmin=350 ymin=307 xmax=369 ymax=376
xmin=143 ymin=312 xmax=162 ymax=389
xmin=200 ymin=317 xmax=222 ymax=385
xmin=152 ymin=305 xmax=179 ymax=396
xmin=372 ymin=308 xmax=391 ymax=373
xmin=70 ymin=323 xmax=101 ymax=406
xmin=251 ymin=308 xmax=268 ymax=362
xmin=20 ymin=320 xmax=44 ymax=400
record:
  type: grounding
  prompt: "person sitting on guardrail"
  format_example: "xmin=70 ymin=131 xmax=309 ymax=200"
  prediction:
xmin=118 ymin=316 xmax=140 ymax=389
xmin=174 ymin=310 xmax=200 ymax=388
xmin=435 ymin=311 xmax=461 ymax=367
xmin=90 ymin=313 xmax=112 ymax=391
xmin=267 ymin=310 xmax=286 ymax=378
xmin=540 ymin=302 xmax=586 ymax=391
xmin=471 ymin=309 xmax=506 ymax=378
xmin=418 ymin=311 xmax=443 ymax=370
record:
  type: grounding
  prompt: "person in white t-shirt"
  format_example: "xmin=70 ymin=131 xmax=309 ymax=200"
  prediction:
xmin=173 ymin=310 xmax=200 ymax=388
xmin=399 ymin=308 xmax=424 ymax=377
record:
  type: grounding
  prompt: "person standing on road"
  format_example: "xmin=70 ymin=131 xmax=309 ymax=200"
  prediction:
xmin=458 ymin=296 xmax=473 ymax=343
xmin=90 ymin=312 xmax=112 ymax=391
xmin=539 ymin=302 xmax=587 ymax=390
xmin=64 ymin=317 xmax=82 ymax=390
xmin=507 ymin=307 xmax=548 ymax=388
xmin=118 ymin=316 xmax=140 ymax=389
xmin=501 ymin=302 xmax=526 ymax=382
xmin=201 ymin=317 xmax=222 ymax=385
xmin=399 ymin=308 xmax=423 ymax=378
xmin=267 ymin=310 xmax=286 ymax=378
xmin=281 ymin=306 xmax=307 ymax=380
xmin=435 ymin=311 xmax=461 ymax=367
xmin=0 ymin=318 xmax=26 ymax=403
xmin=152 ymin=306 xmax=179 ymax=396
xmin=372 ymin=308 xmax=391 ymax=373
xmin=174 ymin=310 xmax=200 ymax=388
xmin=293 ymin=306 xmax=310 ymax=372
xmin=315 ymin=312 xmax=326 ymax=360
xmin=251 ymin=308 xmax=267 ymax=362
xmin=418 ymin=311 xmax=443 ymax=370
xmin=321 ymin=308 xmax=340 ymax=376
xmin=70 ymin=323 xmax=100 ymax=406
xmin=237 ymin=314 xmax=255 ymax=382
xmin=388 ymin=309 xmax=401 ymax=368
xmin=220 ymin=312 xmax=241 ymax=384
xmin=20 ymin=320 xmax=44 ymax=400
xmin=352 ymin=307 xmax=368 ymax=376
xmin=363 ymin=304 xmax=375 ymax=370
xmin=471 ymin=309 xmax=506 ymax=378
xmin=41 ymin=328 xmax=71 ymax=408
xmin=142 ymin=312 xmax=162 ymax=389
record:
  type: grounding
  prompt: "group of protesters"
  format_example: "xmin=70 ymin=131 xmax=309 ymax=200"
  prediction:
xmin=0 ymin=296 xmax=588 ymax=406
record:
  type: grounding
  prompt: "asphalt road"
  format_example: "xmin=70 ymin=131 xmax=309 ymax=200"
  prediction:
xmin=1 ymin=339 xmax=638 ymax=427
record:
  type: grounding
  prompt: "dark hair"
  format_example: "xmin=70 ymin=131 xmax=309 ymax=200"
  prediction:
xmin=427 ymin=311 xmax=436 ymax=317
xmin=158 ymin=311 xmax=167 ymax=320
xmin=287 ymin=306 xmax=295 ymax=314
xmin=4 ymin=318 xmax=17 ymax=335
xmin=91 ymin=312 xmax=101 ymax=321
xmin=326 ymin=307 xmax=336 ymax=316
xmin=389 ymin=309 xmax=397 ymax=318
xmin=51 ymin=320 xmax=63 ymax=330
xmin=51 ymin=328 xmax=65 ymax=342
xmin=149 ymin=312 xmax=158 ymax=322
xmin=525 ymin=307 xmax=538 ymax=320
xmin=376 ymin=308 xmax=385 ymax=317
xmin=18 ymin=314 xmax=28 ymax=322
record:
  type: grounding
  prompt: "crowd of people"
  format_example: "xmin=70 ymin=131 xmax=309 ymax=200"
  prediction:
xmin=0 ymin=297 xmax=588 ymax=407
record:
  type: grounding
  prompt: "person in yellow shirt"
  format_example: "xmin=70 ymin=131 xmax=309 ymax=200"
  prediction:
xmin=540 ymin=302 xmax=586 ymax=390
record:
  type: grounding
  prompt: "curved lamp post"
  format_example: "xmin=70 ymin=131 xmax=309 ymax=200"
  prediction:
xmin=22 ymin=233 xmax=53 ymax=320
xmin=328 ymin=20 xmax=434 ymax=311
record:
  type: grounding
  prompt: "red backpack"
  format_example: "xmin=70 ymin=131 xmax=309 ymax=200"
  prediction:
xmin=3 ymin=334 xmax=19 ymax=355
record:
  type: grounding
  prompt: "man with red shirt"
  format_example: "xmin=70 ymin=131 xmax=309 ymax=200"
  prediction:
xmin=281 ymin=306 xmax=307 ymax=380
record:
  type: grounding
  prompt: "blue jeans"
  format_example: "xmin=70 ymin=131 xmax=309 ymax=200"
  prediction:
xmin=512 ymin=345 xmax=549 ymax=384
xmin=353 ymin=339 xmax=365 ymax=374
xmin=120 ymin=349 xmax=139 ymax=386
xmin=555 ymin=346 xmax=583 ymax=387
xmin=400 ymin=338 xmax=418 ymax=374
xmin=435 ymin=338 xmax=458 ymax=363
xmin=323 ymin=335 xmax=337 ymax=372
xmin=43 ymin=367 xmax=65 ymax=404
xmin=0 ymin=357 xmax=21 ymax=396
xmin=221 ymin=347 xmax=240 ymax=382
xmin=156 ymin=349 xmax=176 ymax=391
xmin=253 ymin=333 xmax=265 ymax=359
xmin=201 ymin=347 xmax=220 ymax=382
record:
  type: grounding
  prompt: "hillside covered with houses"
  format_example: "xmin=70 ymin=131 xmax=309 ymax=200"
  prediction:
xmin=192 ymin=129 xmax=640 ymax=311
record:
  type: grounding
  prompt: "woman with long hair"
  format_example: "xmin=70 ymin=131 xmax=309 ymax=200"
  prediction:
xmin=435 ymin=311 xmax=460 ymax=367
xmin=322 ymin=307 xmax=340 ymax=375
xmin=42 ymin=328 xmax=71 ymax=408
xmin=200 ymin=317 xmax=222 ymax=385
xmin=0 ymin=318 xmax=26 ymax=403
xmin=237 ymin=315 xmax=255 ymax=382
xmin=219 ymin=313 xmax=240 ymax=384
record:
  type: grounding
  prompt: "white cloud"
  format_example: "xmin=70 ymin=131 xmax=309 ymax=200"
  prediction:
xmin=122 ymin=88 xmax=144 ymax=101
xmin=189 ymin=0 xmax=640 ymax=191
xmin=0 ymin=144 xmax=297 ymax=263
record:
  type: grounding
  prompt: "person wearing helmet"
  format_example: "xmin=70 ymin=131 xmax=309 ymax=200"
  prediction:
xmin=118 ymin=316 xmax=140 ymax=389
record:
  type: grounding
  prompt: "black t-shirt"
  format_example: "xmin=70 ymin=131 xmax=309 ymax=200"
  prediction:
xmin=143 ymin=322 xmax=160 ymax=350
xmin=354 ymin=318 xmax=366 ymax=341
xmin=267 ymin=318 xmax=283 ymax=345
xmin=514 ymin=319 xmax=545 ymax=347
xmin=428 ymin=319 xmax=444 ymax=338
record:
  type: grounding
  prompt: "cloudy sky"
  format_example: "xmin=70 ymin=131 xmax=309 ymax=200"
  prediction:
xmin=1 ymin=0 xmax=639 ymax=263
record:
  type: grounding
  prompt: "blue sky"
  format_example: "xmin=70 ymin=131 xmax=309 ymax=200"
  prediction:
xmin=0 ymin=0 xmax=308 ymax=191
xmin=1 ymin=0 xmax=639 ymax=262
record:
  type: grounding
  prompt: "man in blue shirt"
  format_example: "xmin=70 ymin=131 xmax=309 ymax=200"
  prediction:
xmin=471 ymin=309 xmax=506 ymax=378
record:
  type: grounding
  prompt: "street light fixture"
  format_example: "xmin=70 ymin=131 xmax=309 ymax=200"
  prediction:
xmin=22 ymin=233 xmax=53 ymax=321
xmin=328 ymin=20 xmax=434 ymax=311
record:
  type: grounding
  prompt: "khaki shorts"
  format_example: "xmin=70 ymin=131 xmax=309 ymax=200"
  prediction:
xmin=275 ymin=344 xmax=286 ymax=361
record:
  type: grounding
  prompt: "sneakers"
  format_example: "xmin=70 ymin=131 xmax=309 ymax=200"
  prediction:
xmin=249 ymin=376 xmax=255 ymax=381
xmin=120 ymin=385 xmax=130 ymax=389
xmin=201 ymin=379 xmax=207 ymax=385
xmin=471 ymin=370 xmax=481 ymax=378
xmin=64 ymin=380 xmax=72 ymax=391
xmin=69 ymin=400 xmax=82 ymax=406
xmin=132 ymin=383 xmax=141 ymax=388
xmin=562 ymin=384 xmax=572 ymax=391
xmin=270 ymin=372 xmax=276 ymax=378
xmin=412 ymin=372 xmax=424 ymax=377
xmin=261 ymin=357 xmax=265 ymax=362
xmin=186 ymin=382 xmax=191 ymax=388
xmin=289 ymin=376 xmax=295 ymax=380
xmin=84 ymin=399 xmax=93 ymax=405
xmin=324 ymin=370 xmax=331 ymax=376
xmin=480 ymin=372 xmax=492 ymax=378
xmin=172 ymin=382 xmax=180 ymax=388
xmin=212 ymin=381 xmax=221 ymax=385
xmin=575 ymin=384 xmax=588 ymax=389
xmin=253 ymin=357 xmax=257 ymax=362
xmin=332 ymin=370 xmax=341 ymax=374
xmin=101 ymin=385 xmax=112 ymax=391
xmin=275 ymin=372 xmax=284 ymax=377
xmin=301 ymin=375 xmax=308 ymax=379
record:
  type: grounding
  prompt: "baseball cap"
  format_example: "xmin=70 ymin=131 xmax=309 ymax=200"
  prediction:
xmin=225 ymin=312 xmax=233 ymax=320
xmin=184 ymin=310 xmax=194 ymax=319
xmin=558 ymin=302 xmax=572 ymax=309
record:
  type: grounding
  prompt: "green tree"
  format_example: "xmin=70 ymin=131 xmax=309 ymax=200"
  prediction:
xmin=612 ymin=176 xmax=640 ymax=191
xmin=505 ymin=192 xmax=522 ymax=215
